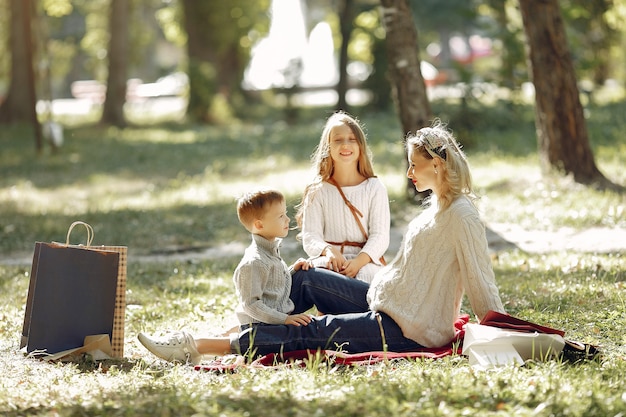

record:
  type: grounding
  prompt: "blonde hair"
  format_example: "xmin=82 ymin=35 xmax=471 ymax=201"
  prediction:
xmin=405 ymin=120 xmax=475 ymax=211
xmin=295 ymin=111 xmax=376 ymax=227
xmin=237 ymin=188 xmax=285 ymax=232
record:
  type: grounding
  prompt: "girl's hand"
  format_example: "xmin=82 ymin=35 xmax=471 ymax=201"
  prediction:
xmin=339 ymin=259 xmax=360 ymax=278
xmin=285 ymin=313 xmax=312 ymax=326
xmin=325 ymin=246 xmax=346 ymax=273
xmin=340 ymin=253 xmax=371 ymax=278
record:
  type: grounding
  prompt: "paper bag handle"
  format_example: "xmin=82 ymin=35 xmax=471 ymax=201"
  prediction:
xmin=66 ymin=221 xmax=94 ymax=247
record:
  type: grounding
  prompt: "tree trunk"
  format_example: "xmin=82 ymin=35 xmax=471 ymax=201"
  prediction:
xmin=518 ymin=0 xmax=612 ymax=187
xmin=336 ymin=0 xmax=355 ymax=112
xmin=100 ymin=0 xmax=129 ymax=127
xmin=0 ymin=0 xmax=43 ymax=152
xmin=379 ymin=0 xmax=432 ymax=199
xmin=178 ymin=2 xmax=268 ymax=122
xmin=180 ymin=0 xmax=217 ymax=122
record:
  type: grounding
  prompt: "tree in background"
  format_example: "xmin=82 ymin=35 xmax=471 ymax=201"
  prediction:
xmin=100 ymin=0 xmax=129 ymax=127
xmin=483 ymin=0 xmax=527 ymax=90
xmin=379 ymin=0 xmax=432 ymax=199
xmin=357 ymin=7 xmax=392 ymax=110
xmin=518 ymin=0 xmax=619 ymax=190
xmin=0 ymin=0 xmax=43 ymax=152
xmin=179 ymin=1 xmax=269 ymax=123
xmin=409 ymin=0 xmax=478 ymax=77
xmin=308 ymin=0 xmax=389 ymax=113
xmin=561 ymin=0 xmax=618 ymax=89
xmin=336 ymin=0 xmax=356 ymax=112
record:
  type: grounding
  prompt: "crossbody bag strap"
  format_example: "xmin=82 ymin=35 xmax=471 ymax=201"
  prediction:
xmin=327 ymin=177 xmax=368 ymax=241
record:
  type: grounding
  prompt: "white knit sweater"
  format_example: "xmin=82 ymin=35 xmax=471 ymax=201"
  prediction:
xmin=367 ymin=196 xmax=505 ymax=347
xmin=301 ymin=178 xmax=390 ymax=283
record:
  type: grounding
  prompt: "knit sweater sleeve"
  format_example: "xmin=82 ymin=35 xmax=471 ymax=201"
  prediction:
xmin=360 ymin=178 xmax=390 ymax=264
xmin=233 ymin=260 xmax=289 ymax=325
xmin=301 ymin=185 xmax=331 ymax=257
xmin=454 ymin=206 xmax=505 ymax=320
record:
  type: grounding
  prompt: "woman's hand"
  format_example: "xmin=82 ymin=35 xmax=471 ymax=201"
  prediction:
xmin=284 ymin=313 xmax=312 ymax=326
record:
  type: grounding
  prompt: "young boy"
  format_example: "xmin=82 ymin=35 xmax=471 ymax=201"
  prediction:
xmin=138 ymin=188 xmax=312 ymax=364
xmin=232 ymin=188 xmax=313 ymax=327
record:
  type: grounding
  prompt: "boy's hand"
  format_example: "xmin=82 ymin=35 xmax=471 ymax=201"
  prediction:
xmin=285 ymin=313 xmax=312 ymax=326
xmin=291 ymin=258 xmax=313 ymax=271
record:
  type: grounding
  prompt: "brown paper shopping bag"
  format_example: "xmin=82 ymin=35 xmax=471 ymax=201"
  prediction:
xmin=98 ymin=242 xmax=127 ymax=358
xmin=20 ymin=222 xmax=127 ymax=358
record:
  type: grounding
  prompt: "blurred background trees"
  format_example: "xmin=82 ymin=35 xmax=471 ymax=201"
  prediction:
xmin=0 ymin=0 xmax=42 ymax=149
xmin=100 ymin=0 xmax=129 ymax=127
xmin=0 ymin=0 xmax=624 ymax=189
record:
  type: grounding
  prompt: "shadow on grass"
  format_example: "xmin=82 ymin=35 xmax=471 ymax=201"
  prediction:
xmin=0 ymin=201 xmax=246 ymax=254
xmin=1 ymin=123 xmax=317 ymax=191
xmin=2 ymin=101 xmax=625 ymax=254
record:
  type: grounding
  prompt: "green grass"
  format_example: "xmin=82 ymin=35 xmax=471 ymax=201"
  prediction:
xmin=1 ymin=253 xmax=625 ymax=416
xmin=1 ymin=100 xmax=625 ymax=255
xmin=1 ymin=99 xmax=626 ymax=416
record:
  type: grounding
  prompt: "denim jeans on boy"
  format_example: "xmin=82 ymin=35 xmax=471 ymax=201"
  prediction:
xmin=233 ymin=267 xmax=424 ymax=357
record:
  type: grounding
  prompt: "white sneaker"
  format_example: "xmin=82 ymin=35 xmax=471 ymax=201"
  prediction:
xmin=137 ymin=331 xmax=202 ymax=365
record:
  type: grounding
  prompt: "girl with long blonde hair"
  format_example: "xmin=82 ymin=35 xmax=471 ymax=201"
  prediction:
xmin=295 ymin=111 xmax=390 ymax=283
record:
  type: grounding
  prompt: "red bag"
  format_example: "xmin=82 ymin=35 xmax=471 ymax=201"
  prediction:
xmin=480 ymin=310 xmax=565 ymax=336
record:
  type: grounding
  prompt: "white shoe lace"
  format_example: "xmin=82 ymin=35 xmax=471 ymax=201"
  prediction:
xmin=160 ymin=332 xmax=199 ymax=363
xmin=139 ymin=331 xmax=200 ymax=365
xmin=157 ymin=332 xmax=188 ymax=347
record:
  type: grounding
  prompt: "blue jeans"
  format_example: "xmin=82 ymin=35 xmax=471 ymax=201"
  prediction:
xmin=233 ymin=268 xmax=424 ymax=357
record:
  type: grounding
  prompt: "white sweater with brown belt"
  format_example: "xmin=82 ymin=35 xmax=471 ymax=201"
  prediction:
xmin=300 ymin=178 xmax=390 ymax=283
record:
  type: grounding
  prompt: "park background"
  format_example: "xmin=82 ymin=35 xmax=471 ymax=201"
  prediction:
xmin=1 ymin=1 xmax=626 ymax=416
